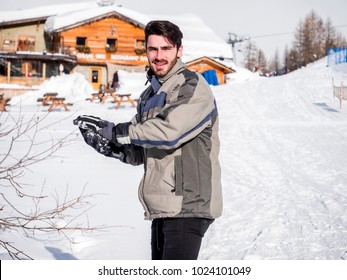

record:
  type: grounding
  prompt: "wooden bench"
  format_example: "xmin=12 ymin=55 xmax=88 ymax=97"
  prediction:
xmin=87 ymin=89 xmax=117 ymax=104
xmin=115 ymin=93 xmax=136 ymax=109
xmin=87 ymin=92 xmax=103 ymax=102
xmin=48 ymin=97 xmax=73 ymax=112
xmin=0 ymin=93 xmax=11 ymax=112
xmin=37 ymin=92 xmax=58 ymax=106
xmin=101 ymin=89 xmax=117 ymax=104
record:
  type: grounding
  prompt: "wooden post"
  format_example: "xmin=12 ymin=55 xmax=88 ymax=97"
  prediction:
xmin=43 ymin=63 xmax=46 ymax=80
xmin=25 ymin=62 xmax=29 ymax=85
xmin=7 ymin=61 xmax=10 ymax=83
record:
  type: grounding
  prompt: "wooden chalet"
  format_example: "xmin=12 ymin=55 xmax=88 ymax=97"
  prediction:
xmin=0 ymin=2 xmax=149 ymax=90
xmin=0 ymin=1 xmax=234 ymax=92
xmin=0 ymin=14 xmax=78 ymax=87
xmin=186 ymin=56 xmax=235 ymax=85
xmin=46 ymin=10 xmax=148 ymax=90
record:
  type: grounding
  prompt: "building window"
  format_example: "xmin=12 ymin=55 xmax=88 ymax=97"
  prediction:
xmin=76 ymin=37 xmax=87 ymax=46
xmin=135 ymin=39 xmax=146 ymax=55
xmin=17 ymin=35 xmax=36 ymax=52
xmin=106 ymin=38 xmax=117 ymax=52
xmin=136 ymin=39 xmax=145 ymax=49
xmin=1 ymin=39 xmax=15 ymax=52
xmin=27 ymin=61 xmax=43 ymax=77
xmin=76 ymin=37 xmax=90 ymax=53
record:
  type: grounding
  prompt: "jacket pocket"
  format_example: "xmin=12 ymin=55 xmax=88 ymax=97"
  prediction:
xmin=174 ymin=155 xmax=183 ymax=196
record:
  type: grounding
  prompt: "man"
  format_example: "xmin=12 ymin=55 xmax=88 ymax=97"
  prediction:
xmin=74 ymin=20 xmax=222 ymax=260
xmin=111 ymin=70 xmax=119 ymax=90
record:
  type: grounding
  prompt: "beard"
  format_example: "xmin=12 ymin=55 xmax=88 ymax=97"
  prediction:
xmin=149 ymin=57 xmax=178 ymax=77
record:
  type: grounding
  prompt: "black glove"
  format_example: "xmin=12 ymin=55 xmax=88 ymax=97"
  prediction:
xmin=82 ymin=129 xmax=125 ymax=161
xmin=74 ymin=115 xmax=131 ymax=144
xmin=73 ymin=116 xmax=125 ymax=161
xmin=73 ymin=115 xmax=105 ymax=132
xmin=99 ymin=121 xmax=131 ymax=144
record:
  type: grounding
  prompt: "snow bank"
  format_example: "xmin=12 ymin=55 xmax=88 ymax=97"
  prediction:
xmin=10 ymin=73 xmax=94 ymax=105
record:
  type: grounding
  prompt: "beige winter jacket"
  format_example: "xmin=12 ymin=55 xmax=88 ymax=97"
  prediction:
xmin=125 ymin=59 xmax=223 ymax=220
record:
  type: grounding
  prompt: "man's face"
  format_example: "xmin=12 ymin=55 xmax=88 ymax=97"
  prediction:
xmin=146 ymin=35 xmax=183 ymax=77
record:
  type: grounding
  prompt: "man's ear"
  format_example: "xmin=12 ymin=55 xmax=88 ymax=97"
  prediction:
xmin=177 ymin=45 xmax=183 ymax=58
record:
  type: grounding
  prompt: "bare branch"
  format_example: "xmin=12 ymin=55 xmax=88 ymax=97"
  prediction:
xmin=0 ymin=108 xmax=107 ymax=259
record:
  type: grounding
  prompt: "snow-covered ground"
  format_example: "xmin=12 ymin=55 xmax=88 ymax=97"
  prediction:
xmin=1 ymin=58 xmax=347 ymax=260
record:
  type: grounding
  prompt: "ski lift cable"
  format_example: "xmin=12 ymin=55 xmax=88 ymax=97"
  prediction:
xmin=252 ymin=31 xmax=293 ymax=39
xmin=250 ymin=24 xmax=347 ymax=39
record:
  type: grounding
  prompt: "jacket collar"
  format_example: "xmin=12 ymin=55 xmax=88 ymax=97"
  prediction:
xmin=146 ymin=59 xmax=185 ymax=87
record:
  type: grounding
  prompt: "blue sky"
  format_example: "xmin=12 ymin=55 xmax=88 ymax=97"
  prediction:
xmin=2 ymin=0 xmax=347 ymax=62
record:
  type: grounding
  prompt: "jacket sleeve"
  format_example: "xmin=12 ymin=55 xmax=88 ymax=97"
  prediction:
xmin=123 ymin=144 xmax=144 ymax=166
xmin=128 ymin=73 xmax=217 ymax=150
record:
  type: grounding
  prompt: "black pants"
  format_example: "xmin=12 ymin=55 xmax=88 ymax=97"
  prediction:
xmin=151 ymin=217 xmax=214 ymax=260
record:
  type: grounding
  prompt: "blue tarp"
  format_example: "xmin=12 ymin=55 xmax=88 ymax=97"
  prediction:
xmin=202 ymin=69 xmax=219 ymax=86
xmin=327 ymin=47 xmax=347 ymax=66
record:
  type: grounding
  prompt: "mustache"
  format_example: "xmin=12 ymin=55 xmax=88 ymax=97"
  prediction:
xmin=152 ymin=59 xmax=168 ymax=63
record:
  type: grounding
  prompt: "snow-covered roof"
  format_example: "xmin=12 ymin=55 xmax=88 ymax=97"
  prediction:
xmin=0 ymin=2 xmax=95 ymax=24
xmin=45 ymin=4 xmax=150 ymax=32
xmin=0 ymin=1 xmax=233 ymax=63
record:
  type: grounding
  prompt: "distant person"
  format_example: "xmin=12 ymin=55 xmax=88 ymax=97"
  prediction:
xmin=74 ymin=20 xmax=223 ymax=260
xmin=111 ymin=70 xmax=119 ymax=90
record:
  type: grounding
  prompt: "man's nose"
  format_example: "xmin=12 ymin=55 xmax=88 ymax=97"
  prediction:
xmin=155 ymin=48 xmax=163 ymax=60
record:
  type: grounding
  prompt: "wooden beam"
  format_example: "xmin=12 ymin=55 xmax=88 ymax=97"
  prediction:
xmin=7 ymin=61 xmax=11 ymax=83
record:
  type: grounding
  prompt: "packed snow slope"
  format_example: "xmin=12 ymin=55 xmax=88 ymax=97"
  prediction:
xmin=1 ymin=58 xmax=347 ymax=260
xmin=201 ymin=60 xmax=347 ymax=260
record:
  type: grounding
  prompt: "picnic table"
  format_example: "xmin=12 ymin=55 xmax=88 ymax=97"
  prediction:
xmin=86 ymin=90 xmax=136 ymax=109
xmin=48 ymin=97 xmax=72 ymax=112
xmin=101 ymin=89 xmax=117 ymax=104
xmin=0 ymin=93 xmax=11 ymax=112
xmin=37 ymin=92 xmax=58 ymax=106
xmin=87 ymin=89 xmax=117 ymax=104
xmin=37 ymin=93 xmax=72 ymax=111
xmin=89 ymin=92 xmax=103 ymax=102
xmin=114 ymin=93 xmax=137 ymax=109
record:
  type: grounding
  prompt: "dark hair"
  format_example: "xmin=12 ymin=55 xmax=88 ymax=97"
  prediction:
xmin=145 ymin=20 xmax=183 ymax=49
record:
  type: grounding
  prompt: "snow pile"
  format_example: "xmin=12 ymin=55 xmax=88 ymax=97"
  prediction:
xmin=1 ymin=58 xmax=347 ymax=260
xmin=116 ymin=70 xmax=147 ymax=99
xmin=10 ymin=72 xmax=94 ymax=105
